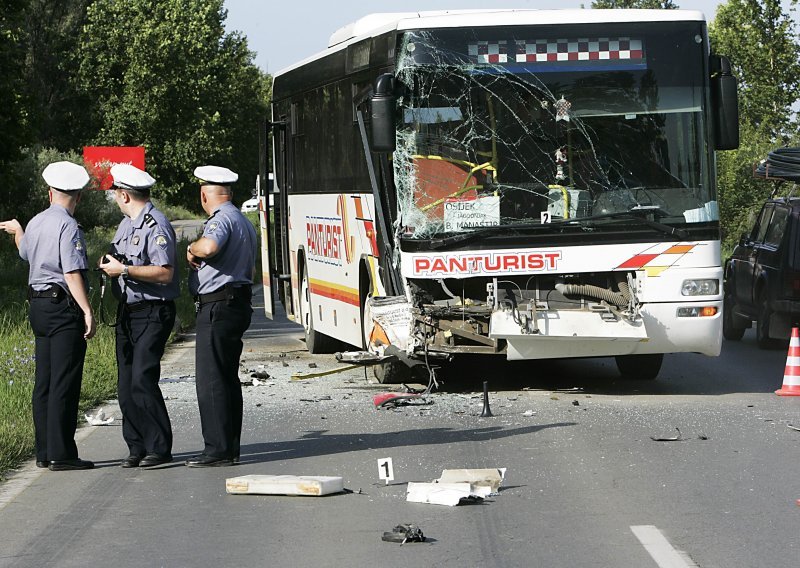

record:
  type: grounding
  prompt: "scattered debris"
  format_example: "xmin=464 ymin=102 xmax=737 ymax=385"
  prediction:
xmin=85 ymin=408 xmax=114 ymax=426
xmin=308 ymin=363 xmax=317 ymax=369
xmin=225 ymin=475 xmax=344 ymax=496
xmin=788 ymin=424 xmax=800 ymax=432
xmin=251 ymin=365 xmax=270 ymax=380
xmin=407 ymin=482 xmax=485 ymax=506
xmin=522 ymin=410 xmax=537 ymax=417
xmin=650 ymin=428 xmax=683 ymax=442
xmin=381 ymin=524 xmax=425 ymax=545
xmin=572 ymin=400 xmax=580 ymax=406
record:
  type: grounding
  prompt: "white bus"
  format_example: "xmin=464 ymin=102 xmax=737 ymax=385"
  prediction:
xmin=259 ymin=9 xmax=738 ymax=382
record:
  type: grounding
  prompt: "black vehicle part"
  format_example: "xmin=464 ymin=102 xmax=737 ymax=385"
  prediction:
xmin=722 ymin=292 xmax=746 ymax=341
xmin=615 ymin=353 xmax=663 ymax=380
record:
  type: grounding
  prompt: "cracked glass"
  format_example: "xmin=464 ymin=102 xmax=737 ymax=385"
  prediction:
xmin=393 ymin=23 xmax=714 ymax=240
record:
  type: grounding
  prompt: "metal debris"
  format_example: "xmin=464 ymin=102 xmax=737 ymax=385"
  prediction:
xmin=650 ymin=428 xmax=682 ymax=442
xmin=381 ymin=524 xmax=425 ymax=545
xmin=290 ymin=364 xmax=360 ymax=381
xmin=788 ymin=424 xmax=800 ymax=432
xmin=85 ymin=408 xmax=114 ymax=426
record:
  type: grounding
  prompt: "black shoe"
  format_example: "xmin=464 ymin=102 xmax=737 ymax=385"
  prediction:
xmin=140 ymin=453 xmax=172 ymax=468
xmin=185 ymin=454 xmax=233 ymax=467
xmin=120 ymin=455 xmax=144 ymax=468
xmin=36 ymin=461 xmax=49 ymax=469
xmin=48 ymin=459 xmax=94 ymax=471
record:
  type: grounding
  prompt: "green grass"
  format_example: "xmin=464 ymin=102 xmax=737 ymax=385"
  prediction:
xmin=0 ymin=226 xmax=198 ymax=479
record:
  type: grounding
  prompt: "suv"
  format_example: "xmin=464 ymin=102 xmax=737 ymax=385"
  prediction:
xmin=723 ymin=197 xmax=800 ymax=347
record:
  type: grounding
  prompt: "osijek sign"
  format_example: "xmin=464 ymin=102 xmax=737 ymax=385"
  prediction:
xmin=83 ymin=146 xmax=146 ymax=190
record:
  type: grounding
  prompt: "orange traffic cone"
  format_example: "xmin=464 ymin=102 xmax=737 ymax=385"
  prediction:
xmin=776 ymin=327 xmax=800 ymax=396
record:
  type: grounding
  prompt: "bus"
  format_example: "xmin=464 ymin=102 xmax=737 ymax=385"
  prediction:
xmin=259 ymin=9 xmax=738 ymax=382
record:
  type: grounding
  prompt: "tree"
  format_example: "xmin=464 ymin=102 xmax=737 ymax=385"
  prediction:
xmin=0 ymin=0 xmax=29 ymax=168
xmin=23 ymin=0 xmax=93 ymax=151
xmin=77 ymin=0 xmax=271 ymax=209
xmin=591 ymin=1 xmax=678 ymax=8
xmin=710 ymin=0 xmax=800 ymax=253
xmin=711 ymin=0 xmax=800 ymax=139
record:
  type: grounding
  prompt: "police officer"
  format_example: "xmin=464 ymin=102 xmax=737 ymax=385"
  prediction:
xmin=98 ymin=164 xmax=179 ymax=468
xmin=185 ymin=165 xmax=256 ymax=467
xmin=0 ymin=161 xmax=95 ymax=471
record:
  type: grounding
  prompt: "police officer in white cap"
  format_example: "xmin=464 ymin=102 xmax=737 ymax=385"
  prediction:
xmin=0 ymin=161 xmax=96 ymax=471
xmin=185 ymin=165 xmax=256 ymax=467
xmin=98 ymin=164 xmax=179 ymax=468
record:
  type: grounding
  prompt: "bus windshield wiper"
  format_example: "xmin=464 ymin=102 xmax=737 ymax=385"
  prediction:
xmin=556 ymin=206 xmax=689 ymax=240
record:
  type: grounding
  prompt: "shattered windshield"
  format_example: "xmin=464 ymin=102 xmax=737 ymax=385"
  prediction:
xmin=393 ymin=23 xmax=714 ymax=240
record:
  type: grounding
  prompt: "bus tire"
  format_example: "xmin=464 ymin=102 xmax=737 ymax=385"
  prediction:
xmin=299 ymin=263 xmax=338 ymax=354
xmin=373 ymin=361 xmax=411 ymax=384
xmin=722 ymin=292 xmax=746 ymax=341
xmin=615 ymin=353 xmax=662 ymax=380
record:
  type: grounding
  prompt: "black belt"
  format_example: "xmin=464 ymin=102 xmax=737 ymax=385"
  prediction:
xmin=124 ymin=299 xmax=173 ymax=312
xmin=29 ymin=285 xmax=66 ymax=300
xmin=196 ymin=285 xmax=251 ymax=305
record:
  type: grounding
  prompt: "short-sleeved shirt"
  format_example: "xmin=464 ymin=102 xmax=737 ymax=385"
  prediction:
xmin=19 ymin=204 xmax=88 ymax=292
xmin=110 ymin=201 xmax=179 ymax=303
xmin=189 ymin=201 xmax=257 ymax=296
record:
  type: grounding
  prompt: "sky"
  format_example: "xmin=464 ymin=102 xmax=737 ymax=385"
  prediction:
xmin=223 ymin=0 xmax=730 ymax=74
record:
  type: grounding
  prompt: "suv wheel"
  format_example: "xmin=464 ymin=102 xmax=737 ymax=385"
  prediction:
xmin=722 ymin=292 xmax=746 ymax=341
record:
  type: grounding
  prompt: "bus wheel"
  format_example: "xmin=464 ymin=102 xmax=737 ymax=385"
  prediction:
xmin=299 ymin=265 xmax=338 ymax=354
xmin=373 ymin=361 xmax=411 ymax=384
xmin=722 ymin=292 xmax=746 ymax=341
xmin=615 ymin=353 xmax=662 ymax=380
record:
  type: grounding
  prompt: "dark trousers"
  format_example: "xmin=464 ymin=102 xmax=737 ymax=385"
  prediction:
xmin=116 ymin=301 xmax=176 ymax=457
xmin=195 ymin=298 xmax=252 ymax=458
xmin=29 ymin=297 xmax=86 ymax=462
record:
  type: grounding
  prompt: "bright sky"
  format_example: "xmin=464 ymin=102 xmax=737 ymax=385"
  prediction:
xmin=223 ymin=0 xmax=729 ymax=74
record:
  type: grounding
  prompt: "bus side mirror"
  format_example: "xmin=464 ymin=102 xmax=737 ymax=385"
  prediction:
xmin=711 ymin=55 xmax=739 ymax=151
xmin=370 ymin=73 xmax=396 ymax=153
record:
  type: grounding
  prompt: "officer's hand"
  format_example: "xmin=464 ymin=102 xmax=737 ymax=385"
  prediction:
xmin=99 ymin=254 xmax=124 ymax=277
xmin=186 ymin=246 xmax=200 ymax=270
xmin=0 ymin=219 xmax=22 ymax=235
xmin=84 ymin=313 xmax=96 ymax=340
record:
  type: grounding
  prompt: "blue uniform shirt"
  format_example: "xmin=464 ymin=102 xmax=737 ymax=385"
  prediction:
xmin=189 ymin=201 xmax=257 ymax=296
xmin=19 ymin=204 xmax=88 ymax=292
xmin=110 ymin=202 xmax=179 ymax=303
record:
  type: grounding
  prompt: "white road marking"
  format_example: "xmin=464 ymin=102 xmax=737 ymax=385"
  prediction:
xmin=631 ymin=525 xmax=697 ymax=568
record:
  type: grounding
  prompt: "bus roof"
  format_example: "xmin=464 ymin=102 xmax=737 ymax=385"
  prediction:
xmin=274 ymin=9 xmax=706 ymax=76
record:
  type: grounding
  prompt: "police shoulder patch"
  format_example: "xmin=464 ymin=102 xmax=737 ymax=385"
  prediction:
xmin=155 ymin=234 xmax=168 ymax=249
xmin=208 ymin=221 xmax=219 ymax=233
xmin=73 ymin=238 xmax=84 ymax=251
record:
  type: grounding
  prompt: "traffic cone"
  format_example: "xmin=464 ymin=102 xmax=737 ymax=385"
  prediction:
xmin=776 ymin=327 xmax=800 ymax=396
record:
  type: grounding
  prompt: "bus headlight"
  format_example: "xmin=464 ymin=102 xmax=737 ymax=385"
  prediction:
xmin=681 ymin=279 xmax=719 ymax=296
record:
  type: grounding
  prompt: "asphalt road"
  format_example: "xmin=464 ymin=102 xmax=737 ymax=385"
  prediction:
xmin=1 ymin=292 xmax=799 ymax=568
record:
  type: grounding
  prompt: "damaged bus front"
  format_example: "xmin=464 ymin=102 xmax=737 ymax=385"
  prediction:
xmin=363 ymin=14 xmax=738 ymax=380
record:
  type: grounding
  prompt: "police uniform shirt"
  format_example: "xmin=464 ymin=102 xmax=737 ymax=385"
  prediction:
xmin=19 ymin=204 xmax=88 ymax=291
xmin=189 ymin=201 xmax=257 ymax=296
xmin=110 ymin=202 xmax=179 ymax=303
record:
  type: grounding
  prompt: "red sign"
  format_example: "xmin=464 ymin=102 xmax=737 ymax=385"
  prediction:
xmin=82 ymin=146 xmax=146 ymax=190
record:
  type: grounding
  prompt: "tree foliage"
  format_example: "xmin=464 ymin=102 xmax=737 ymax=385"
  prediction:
xmin=0 ymin=0 xmax=30 ymax=168
xmin=591 ymin=0 xmax=678 ymax=8
xmin=710 ymin=0 xmax=800 ymax=253
xmin=78 ymin=0 xmax=271 ymax=208
xmin=710 ymin=0 xmax=800 ymax=139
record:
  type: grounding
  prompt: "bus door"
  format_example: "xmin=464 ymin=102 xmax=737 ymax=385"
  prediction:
xmin=273 ymin=115 xmax=294 ymax=316
xmin=258 ymin=120 xmax=275 ymax=319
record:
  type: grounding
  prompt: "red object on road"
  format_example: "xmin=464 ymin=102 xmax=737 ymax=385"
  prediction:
xmin=373 ymin=392 xmax=421 ymax=408
xmin=777 ymin=327 xmax=800 ymax=396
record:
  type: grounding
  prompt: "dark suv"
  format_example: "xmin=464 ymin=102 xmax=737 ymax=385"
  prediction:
xmin=723 ymin=197 xmax=800 ymax=347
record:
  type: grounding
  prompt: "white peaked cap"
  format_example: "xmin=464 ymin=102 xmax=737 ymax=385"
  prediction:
xmin=194 ymin=165 xmax=238 ymax=185
xmin=110 ymin=163 xmax=156 ymax=190
xmin=42 ymin=161 xmax=90 ymax=191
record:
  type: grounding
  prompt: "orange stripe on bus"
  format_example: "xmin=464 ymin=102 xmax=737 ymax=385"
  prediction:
xmin=309 ymin=279 xmax=360 ymax=306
